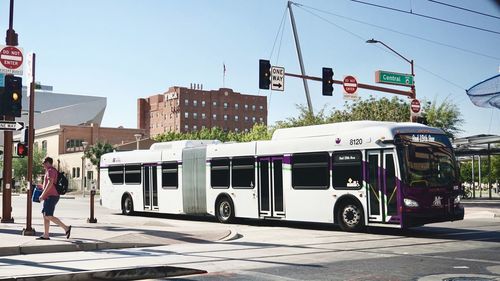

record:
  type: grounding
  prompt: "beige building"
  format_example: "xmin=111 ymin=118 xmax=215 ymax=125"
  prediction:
xmin=23 ymin=124 xmax=147 ymax=191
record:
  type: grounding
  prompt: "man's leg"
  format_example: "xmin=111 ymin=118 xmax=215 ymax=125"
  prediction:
xmin=47 ymin=216 xmax=69 ymax=233
xmin=43 ymin=215 xmax=50 ymax=238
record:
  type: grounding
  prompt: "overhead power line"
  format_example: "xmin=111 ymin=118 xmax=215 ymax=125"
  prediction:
xmin=428 ymin=0 xmax=500 ymax=20
xmin=296 ymin=3 xmax=500 ymax=61
xmin=351 ymin=0 xmax=500 ymax=36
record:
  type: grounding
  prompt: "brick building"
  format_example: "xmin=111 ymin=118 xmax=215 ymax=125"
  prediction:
xmin=138 ymin=86 xmax=267 ymax=137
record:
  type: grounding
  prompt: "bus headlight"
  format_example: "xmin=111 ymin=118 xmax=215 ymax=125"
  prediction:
xmin=454 ymin=196 xmax=460 ymax=205
xmin=404 ymin=198 xmax=419 ymax=208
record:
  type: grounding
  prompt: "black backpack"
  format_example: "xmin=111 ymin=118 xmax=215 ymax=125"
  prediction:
xmin=56 ymin=171 xmax=69 ymax=195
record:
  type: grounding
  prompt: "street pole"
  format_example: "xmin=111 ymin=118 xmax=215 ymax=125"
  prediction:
xmin=288 ymin=1 xmax=313 ymax=115
xmin=81 ymin=141 xmax=88 ymax=197
xmin=2 ymin=0 xmax=18 ymax=224
xmin=22 ymin=53 xmax=36 ymax=236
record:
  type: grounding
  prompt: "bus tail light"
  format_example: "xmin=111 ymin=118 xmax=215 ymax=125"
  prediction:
xmin=404 ymin=198 xmax=419 ymax=208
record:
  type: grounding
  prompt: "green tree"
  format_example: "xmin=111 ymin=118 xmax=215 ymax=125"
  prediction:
xmin=275 ymin=104 xmax=329 ymax=129
xmin=84 ymin=141 xmax=114 ymax=190
xmin=422 ymin=98 xmax=463 ymax=139
xmin=328 ymin=96 xmax=409 ymax=123
xmin=12 ymin=146 xmax=46 ymax=190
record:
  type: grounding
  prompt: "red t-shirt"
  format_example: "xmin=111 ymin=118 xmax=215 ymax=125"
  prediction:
xmin=43 ymin=167 xmax=60 ymax=197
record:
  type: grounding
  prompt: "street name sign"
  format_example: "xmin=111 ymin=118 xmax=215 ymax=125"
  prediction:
xmin=0 ymin=45 xmax=23 ymax=75
xmin=375 ymin=70 xmax=413 ymax=87
xmin=271 ymin=66 xmax=285 ymax=91
xmin=343 ymin=75 xmax=359 ymax=100
xmin=0 ymin=121 xmax=24 ymax=131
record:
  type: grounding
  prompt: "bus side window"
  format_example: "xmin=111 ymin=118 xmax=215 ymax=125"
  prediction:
xmin=108 ymin=165 xmax=124 ymax=185
xmin=232 ymin=157 xmax=255 ymax=189
xmin=211 ymin=158 xmax=230 ymax=189
xmin=125 ymin=164 xmax=141 ymax=185
xmin=292 ymin=152 xmax=330 ymax=189
xmin=162 ymin=162 xmax=178 ymax=189
xmin=332 ymin=151 xmax=362 ymax=190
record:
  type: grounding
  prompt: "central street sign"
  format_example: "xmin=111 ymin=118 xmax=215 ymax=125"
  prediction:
xmin=0 ymin=121 xmax=24 ymax=131
xmin=375 ymin=70 xmax=414 ymax=87
xmin=0 ymin=45 xmax=24 ymax=75
xmin=271 ymin=66 xmax=285 ymax=91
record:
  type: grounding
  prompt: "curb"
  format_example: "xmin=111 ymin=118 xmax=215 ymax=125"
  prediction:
xmin=218 ymin=229 xmax=242 ymax=242
xmin=0 ymin=241 xmax=163 ymax=258
xmin=0 ymin=264 xmax=207 ymax=281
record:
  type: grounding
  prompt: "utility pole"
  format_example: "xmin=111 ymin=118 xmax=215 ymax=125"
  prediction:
xmin=22 ymin=53 xmax=36 ymax=236
xmin=288 ymin=1 xmax=313 ymax=115
xmin=2 ymin=0 xmax=18 ymax=224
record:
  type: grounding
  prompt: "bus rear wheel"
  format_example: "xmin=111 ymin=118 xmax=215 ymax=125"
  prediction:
xmin=122 ymin=195 xmax=134 ymax=216
xmin=216 ymin=197 xmax=234 ymax=224
xmin=337 ymin=201 xmax=364 ymax=232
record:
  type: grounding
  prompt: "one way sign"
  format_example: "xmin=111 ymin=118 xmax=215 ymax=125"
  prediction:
xmin=0 ymin=121 xmax=24 ymax=131
xmin=271 ymin=66 xmax=285 ymax=91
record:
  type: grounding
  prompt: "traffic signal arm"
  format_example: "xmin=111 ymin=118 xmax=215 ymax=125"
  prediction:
xmin=284 ymin=72 xmax=414 ymax=98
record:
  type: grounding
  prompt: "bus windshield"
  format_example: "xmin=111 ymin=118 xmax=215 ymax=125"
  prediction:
xmin=397 ymin=134 xmax=457 ymax=188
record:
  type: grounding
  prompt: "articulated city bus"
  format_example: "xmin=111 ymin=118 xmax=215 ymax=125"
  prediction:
xmin=100 ymin=121 xmax=464 ymax=231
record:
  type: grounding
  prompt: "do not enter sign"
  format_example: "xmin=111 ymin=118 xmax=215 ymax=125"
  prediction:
xmin=343 ymin=76 xmax=358 ymax=94
xmin=0 ymin=45 xmax=23 ymax=75
xmin=411 ymin=99 xmax=421 ymax=114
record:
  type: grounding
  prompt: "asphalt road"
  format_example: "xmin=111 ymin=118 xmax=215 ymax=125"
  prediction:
xmin=4 ymin=195 xmax=500 ymax=281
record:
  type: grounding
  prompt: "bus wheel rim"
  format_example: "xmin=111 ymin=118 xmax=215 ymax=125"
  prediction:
xmin=125 ymin=198 xmax=132 ymax=212
xmin=219 ymin=201 xmax=231 ymax=220
xmin=343 ymin=205 xmax=360 ymax=227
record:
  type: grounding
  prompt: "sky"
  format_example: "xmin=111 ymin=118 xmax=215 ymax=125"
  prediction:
xmin=2 ymin=0 xmax=499 ymax=137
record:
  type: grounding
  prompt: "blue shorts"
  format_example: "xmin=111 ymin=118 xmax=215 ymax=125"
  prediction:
xmin=42 ymin=196 xmax=60 ymax=216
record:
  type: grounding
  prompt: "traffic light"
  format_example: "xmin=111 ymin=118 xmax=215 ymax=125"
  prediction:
xmin=322 ymin=67 xmax=334 ymax=96
xmin=16 ymin=142 xmax=27 ymax=157
xmin=259 ymin=59 xmax=271 ymax=90
xmin=3 ymin=75 xmax=23 ymax=117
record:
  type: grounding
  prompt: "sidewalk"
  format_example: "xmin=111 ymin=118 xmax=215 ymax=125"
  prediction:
xmin=0 ymin=194 xmax=235 ymax=258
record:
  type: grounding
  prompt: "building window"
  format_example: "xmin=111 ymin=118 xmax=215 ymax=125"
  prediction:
xmin=66 ymin=139 xmax=85 ymax=152
xmin=184 ymin=112 xmax=189 ymax=118
xmin=260 ymin=117 xmax=264 ymax=123
xmin=235 ymin=103 xmax=239 ymax=110
xmin=244 ymin=104 xmax=248 ymax=110
xmin=292 ymin=152 xmax=330 ymax=189
xmin=259 ymin=105 xmax=264 ymax=110
xmin=235 ymin=128 xmax=239 ymax=132
xmin=213 ymin=101 xmax=217 ymax=107
xmin=184 ymin=99 xmax=189 ymax=106
xmin=202 ymin=125 xmax=206 ymax=129
xmin=42 ymin=140 xmax=48 ymax=152
xmin=211 ymin=158 xmax=230 ymax=188
xmin=193 ymin=100 xmax=197 ymax=107
xmin=162 ymin=163 xmax=178 ymax=189
xmin=125 ymin=164 xmax=141 ymax=185
xmin=224 ymin=114 xmax=228 ymax=121
xmin=213 ymin=114 xmax=217 ymax=120
xmin=224 ymin=102 xmax=229 ymax=109
xmin=245 ymin=116 xmax=249 ymax=122
xmin=244 ymin=128 xmax=249 ymax=132
xmin=234 ymin=115 xmax=239 ymax=121
xmin=252 ymin=117 xmax=256 ymax=122
xmin=252 ymin=105 xmax=256 ymax=111
xmin=202 ymin=113 xmax=206 ymax=120
xmin=184 ymin=124 xmax=189 ymax=130
xmin=332 ymin=151 xmax=362 ymax=190
xmin=108 ymin=165 xmax=124 ymax=184
xmin=193 ymin=125 xmax=197 ymax=131
xmin=193 ymin=113 xmax=198 ymax=120
xmin=202 ymin=100 xmax=206 ymax=107
xmin=232 ymin=157 xmax=255 ymax=189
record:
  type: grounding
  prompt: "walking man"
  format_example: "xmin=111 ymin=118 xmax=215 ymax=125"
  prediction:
xmin=37 ymin=157 xmax=71 ymax=240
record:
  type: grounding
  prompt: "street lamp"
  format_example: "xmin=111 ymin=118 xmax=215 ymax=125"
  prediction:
xmin=81 ymin=141 xmax=88 ymax=196
xmin=366 ymin=38 xmax=415 ymax=99
xmin=134 ymin=134 xmax=142 ymax=150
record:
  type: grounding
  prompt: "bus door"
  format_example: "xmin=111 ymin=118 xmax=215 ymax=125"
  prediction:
xmin=366 ymin=150 xmax=399 ymax=224
xmin=258 ymin=156 xmax=285 ymax=218
xmin=143 ymin=165 xmax=159 ymax=211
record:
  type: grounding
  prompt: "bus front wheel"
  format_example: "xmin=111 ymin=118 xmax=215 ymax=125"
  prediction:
xmin=216 ymin=197 xmax=234 ymax=224
xmin=337 ymin=201 xmax=364 ymax=232
xmin=122 ymin=195 xmax=134 ymax=216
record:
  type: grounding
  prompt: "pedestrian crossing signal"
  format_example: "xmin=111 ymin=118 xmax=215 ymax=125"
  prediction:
xmin=16 ymin=142 xmax=27 ymax=157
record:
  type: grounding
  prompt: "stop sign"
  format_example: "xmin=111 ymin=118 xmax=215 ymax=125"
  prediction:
xmin=343 ymin=76 xmax=358 ymax=94
xmin=411 ymin=99 xmax=421 ymax=114
xmin=0 ymin=46 xmax=23 ymax=71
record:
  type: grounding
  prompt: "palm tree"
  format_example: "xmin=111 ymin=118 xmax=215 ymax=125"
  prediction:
xmin=83 ymin=141 xmax=114 ymax=190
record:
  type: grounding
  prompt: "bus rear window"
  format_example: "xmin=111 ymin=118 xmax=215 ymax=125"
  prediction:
xmin=108 ymin=165 xmax=124 ymax=184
